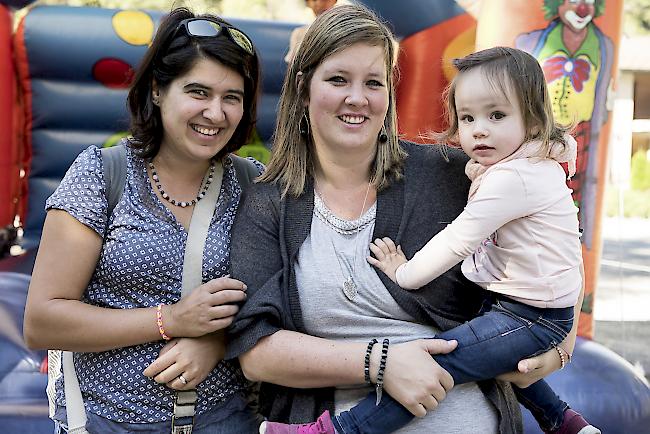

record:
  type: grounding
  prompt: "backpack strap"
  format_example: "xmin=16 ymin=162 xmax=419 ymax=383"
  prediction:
xmin=230 ymin=154 xmax=260 ymax=189
xmin=60 ymin=143 xmax=128 ymax=433
xmin=174 ymin=161 xmax=225 ymax=433
xmin=100 ymin=142 xmax=127 ymax=220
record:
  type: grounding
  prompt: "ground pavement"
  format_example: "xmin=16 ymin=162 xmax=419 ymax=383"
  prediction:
xmin=593 ymin=217 xmax=650 ymax=381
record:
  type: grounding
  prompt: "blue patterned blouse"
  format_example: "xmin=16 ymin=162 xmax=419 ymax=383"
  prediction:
xmin=45 ymin=145 xmax=262 ymax=423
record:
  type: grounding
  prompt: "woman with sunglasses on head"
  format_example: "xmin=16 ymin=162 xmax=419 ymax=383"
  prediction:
xmin=24 ymin=8 xmax=261 ymax=434
xmin=227 ymin=4 xmax=575 ymax=434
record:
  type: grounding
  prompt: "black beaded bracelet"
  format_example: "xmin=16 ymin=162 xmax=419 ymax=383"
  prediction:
xmin=375 ymin=338 xmax=390 ymax=406
xmin=364 ymin=338 xmax=378 ymax=385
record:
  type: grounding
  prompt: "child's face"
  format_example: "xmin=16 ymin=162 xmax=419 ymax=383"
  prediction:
xmin=455 ymin=68 xmax=527 ymax=167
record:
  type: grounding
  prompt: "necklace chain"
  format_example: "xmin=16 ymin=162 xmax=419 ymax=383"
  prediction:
xmin=314 ymin=194 xmax=376 ymax=235
xmin=315 ymin=180 xmax=373 ymax=302
xmin=149 ymin=159 xmax=216 ymax=208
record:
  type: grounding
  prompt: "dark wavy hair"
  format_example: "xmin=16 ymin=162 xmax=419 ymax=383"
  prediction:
xmin=127 ymin=7 xmax=260 ymax=160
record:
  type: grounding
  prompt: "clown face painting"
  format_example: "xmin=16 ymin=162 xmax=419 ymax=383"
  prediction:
xmin=516 ymin=0 xmax=614 ymax=251
xmin=559 ymin=0 xmax=596 ymax=31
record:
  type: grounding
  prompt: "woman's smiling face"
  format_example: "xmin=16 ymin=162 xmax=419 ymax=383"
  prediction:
xmin=306 ymin=42 xmax=389 ymax=157
xmin=156 ymin=56 xmax=245 ymax=162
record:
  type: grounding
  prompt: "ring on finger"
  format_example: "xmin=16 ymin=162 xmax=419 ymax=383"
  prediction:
xmin=178 ymin=374 xmax=188 ymax=385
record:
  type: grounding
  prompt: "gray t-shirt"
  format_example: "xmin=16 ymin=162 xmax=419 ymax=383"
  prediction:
xmin=295 ymin=194 xmax=498 ymax=433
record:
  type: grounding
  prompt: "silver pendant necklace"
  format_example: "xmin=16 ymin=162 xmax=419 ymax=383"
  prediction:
xmin=342 ymin=276 xmax=357 ymax=302
xmin=315 ymin=181 xmax=372 ymax=302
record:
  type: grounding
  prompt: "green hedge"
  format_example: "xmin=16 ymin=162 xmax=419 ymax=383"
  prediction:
xmin=605 ymin=186 xmax=650 ymax=218
xmin=630 ymin=150 xmax=650 ymax=191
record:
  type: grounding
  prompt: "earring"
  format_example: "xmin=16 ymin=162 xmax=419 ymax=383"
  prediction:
xmin=300 ymin=111 xmax=310 ymax=138
xmin=378 ymin=125 xmax=388 ymax=143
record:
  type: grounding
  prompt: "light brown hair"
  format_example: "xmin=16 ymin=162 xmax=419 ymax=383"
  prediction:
xmin=434 ymin=46 xmax=570 ymax=158
xmin=258 ymin=4 xmax=405 ymax=197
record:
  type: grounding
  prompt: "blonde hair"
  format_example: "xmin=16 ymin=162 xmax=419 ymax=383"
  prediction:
xmin=258 ymin=4 xmax=405 ymax=197
xmin=434 ymin=47 xmax=571 ymax=159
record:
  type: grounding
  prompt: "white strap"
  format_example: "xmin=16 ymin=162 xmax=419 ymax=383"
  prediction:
xmin=174 ymin=161 xmax=224 ymax=429
xmin=60 ymin=160 xmax=225 ymax=433
xmin=46 ymin=349 xmax=61 ymax=418
xmin=182 ymin=163 xmax=223 ymax=295
xmin=63 ymin=350 xmax=89 ymax=433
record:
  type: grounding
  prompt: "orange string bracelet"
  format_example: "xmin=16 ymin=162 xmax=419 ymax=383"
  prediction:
xmin=156 ymin=304 xmax=172 ymax=341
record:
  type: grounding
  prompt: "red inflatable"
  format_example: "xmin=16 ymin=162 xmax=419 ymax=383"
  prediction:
xmin=0 ymin=5 xmax=17 ymax=228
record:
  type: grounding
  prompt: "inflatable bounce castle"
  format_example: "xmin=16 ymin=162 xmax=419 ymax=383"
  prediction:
xmin=0 ymin=1 xmax=648 ymax=432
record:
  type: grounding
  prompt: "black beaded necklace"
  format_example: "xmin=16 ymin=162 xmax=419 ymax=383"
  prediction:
xmin=149 ymin=159 xmax=216 ymax=208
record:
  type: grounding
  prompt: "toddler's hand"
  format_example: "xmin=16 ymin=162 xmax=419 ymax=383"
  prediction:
xmin=367 ymin=237 xmax=407 ymax=285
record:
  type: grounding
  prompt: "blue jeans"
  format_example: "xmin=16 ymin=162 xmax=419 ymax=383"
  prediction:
xmin=333 ymin=296 xmax=573 ymax=434
xmin=54 ymin=392 xmax=260 ymax=434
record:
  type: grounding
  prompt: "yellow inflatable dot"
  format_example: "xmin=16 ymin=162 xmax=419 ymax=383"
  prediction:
xmin=442 ymin=26 xmax=477 ymax=82
xmin=112 ymin=10 xmax=154 ymax=46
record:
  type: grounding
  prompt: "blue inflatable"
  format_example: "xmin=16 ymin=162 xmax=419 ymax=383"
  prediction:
xmin=522 ymin=337 xmax=650 ymax=433
xmin=0 ymin=2 xmax=648 ymax=433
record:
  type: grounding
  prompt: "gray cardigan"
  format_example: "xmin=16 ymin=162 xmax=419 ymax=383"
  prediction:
xmin=227 ymin=141 xmax=522 ymax=433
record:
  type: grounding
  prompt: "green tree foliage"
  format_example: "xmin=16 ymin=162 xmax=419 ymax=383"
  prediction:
xmin=605 ymin=187 xmax=650 ymax=218
xmin=630 ymin=150 xmax=650 ymax=191
xmin=623 ymin=0 xmax=650 ymax=35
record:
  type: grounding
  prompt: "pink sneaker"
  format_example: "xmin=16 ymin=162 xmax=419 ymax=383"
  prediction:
xmin=547 ymin=409 xmax=601 ymax=434
xmin=261 ymin=411 xmax=336 ymax=434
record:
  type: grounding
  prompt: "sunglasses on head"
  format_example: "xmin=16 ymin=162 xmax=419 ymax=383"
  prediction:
xmin=171 ymin=18 xmax=254 ymax=56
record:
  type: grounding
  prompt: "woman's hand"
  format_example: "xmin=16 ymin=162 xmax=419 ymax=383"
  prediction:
xmin=497 ymin=346 xmax=562 ymax=388
xmin=380 ymin=339 xmax=457 ymax=417
xmin=143 ymin=333 xmax=225 ymax=390
xmin=501 ymin=260 xmax=585 ymax=388
xmin=164 ymin=277 xmax=247 ymax=338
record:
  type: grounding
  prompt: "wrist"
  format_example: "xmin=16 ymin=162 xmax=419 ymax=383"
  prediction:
xmin=375 ymin=338 xmax=390 ymax=404
xmin=556 ymin=345 xmax=572 ymax=368
xmin=368 ymin=343 xmax=382 ymax=384
xmin=159 ymin=304 xmax=175 ymax=339
xmin=554 ymin=345 xmax=567 ymax=370
xmin=394 ymin=263 xmax=405 ymax=283
xmin=558 ymin=344 xmax=572 ymax=362
xmin=364 ymin=339 xmax=378 ymax=385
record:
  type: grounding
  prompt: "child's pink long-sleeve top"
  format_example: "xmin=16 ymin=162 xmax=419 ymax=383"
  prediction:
xmin=396 ymin=158 xmax=582 ymax=308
